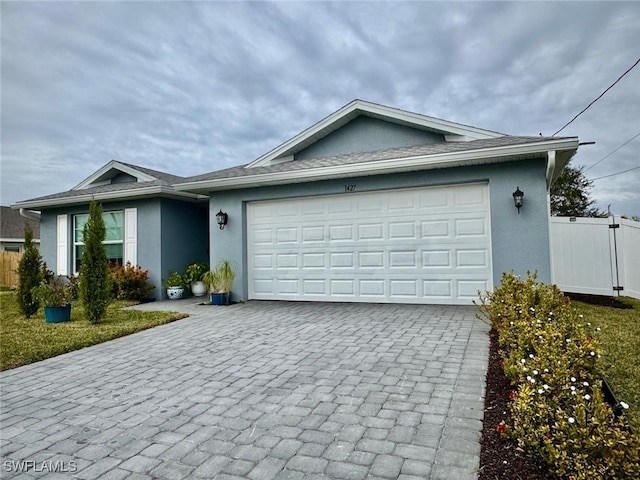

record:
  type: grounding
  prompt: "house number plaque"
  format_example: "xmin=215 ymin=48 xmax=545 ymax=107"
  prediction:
xmin=344 ymin=184 xmax=356 ymax=192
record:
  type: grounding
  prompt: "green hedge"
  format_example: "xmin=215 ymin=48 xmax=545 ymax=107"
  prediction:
xmin=477 ymin=272 xmax=640 ymax=479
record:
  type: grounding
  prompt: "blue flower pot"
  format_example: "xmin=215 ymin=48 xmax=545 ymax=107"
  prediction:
xmin=210 ymin=292 xmax=230 ymax=305
xmin=44 ymin=305 xmax=71 ymax=323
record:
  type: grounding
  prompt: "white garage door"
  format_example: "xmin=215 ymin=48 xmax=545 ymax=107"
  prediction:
xmin=247 ymin=183 xmax=492 ymax=304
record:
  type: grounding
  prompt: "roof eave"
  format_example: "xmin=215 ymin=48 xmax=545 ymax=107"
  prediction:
xmin=12 ymin=186 xmax=208 ymax=210
xmin=177 ymin=138 xmax=579 ymax=194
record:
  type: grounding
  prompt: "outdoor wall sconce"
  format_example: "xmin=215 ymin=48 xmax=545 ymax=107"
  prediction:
xmin=513 ymin=187 xmax=524 ymax=214
xmin=216 ymin=209 xmax=228 ymax=230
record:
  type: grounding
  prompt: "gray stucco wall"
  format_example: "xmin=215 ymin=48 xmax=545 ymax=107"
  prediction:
xmin=209 ymin=157 xmax=551 ymax=302
xmin=38 ymin=198 xmax=208 ymax=300
xmin=295 ymin=116 xmax=445 ymax=160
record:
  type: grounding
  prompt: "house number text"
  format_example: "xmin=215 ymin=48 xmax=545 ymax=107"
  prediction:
xmin=344 ymin=184 xmax=356 ymax=192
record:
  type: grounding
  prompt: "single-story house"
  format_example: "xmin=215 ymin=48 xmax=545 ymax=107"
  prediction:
xmin=13 ymin=100 xmax=578 ymax=303
xmin=1 ymin=206 xmax=40 ymax=253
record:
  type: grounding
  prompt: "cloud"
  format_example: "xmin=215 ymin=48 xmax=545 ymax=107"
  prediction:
xmin=2 ymin=1 xmax=639 ymax=216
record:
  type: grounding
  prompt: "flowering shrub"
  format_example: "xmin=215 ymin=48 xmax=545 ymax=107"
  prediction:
xmin=109 ymin=262 xmax=154 ymax=301
xmin=477 ymin=272 xmax=640 ymax=479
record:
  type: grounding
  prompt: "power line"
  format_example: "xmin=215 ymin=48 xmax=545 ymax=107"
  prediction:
xmin=583 ymin=131 xmax=640 ymax=173
xmin=590 ymin=165 xmax=640 ymax=181
xmin=553 ymin=57 xmax=640 ymax=136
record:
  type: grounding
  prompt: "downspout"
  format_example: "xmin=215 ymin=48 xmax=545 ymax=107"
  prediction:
xmin=546 ymin=151 xmax=556 ymax=284
xmin=19 ymin=208 xmax=41 ymax=222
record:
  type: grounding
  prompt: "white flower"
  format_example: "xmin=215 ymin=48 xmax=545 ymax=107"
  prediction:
xmin=585 ymin=321 xmax=590 ymax=325
xmin=571 ymin=377 xmax=576 ymax=382
xmin=568 ymin=417 xmax=575 ymax=424
xmin=543 ymin=384 xmax=550 ymax=390
xmin=529 ymin=354 xmax=534 ymax=359
xmin=620 ymin=402 xmax=629 ymax=409
xmin=584 ymin=394 xmax=591 ymax=400
xmin=533 ymin=370 xmax=539 ymax=375
xmin=571 ymin=390 xmax=577 ymax=395
xmin=510 ymin=321 xmax=515 ymax=326
xmin=538 ymin=389 xmax=544 ymax=394
xmin=590 ymin=351 xmax=596 ymax=356
xmin=544 ymin=369 xmax=549 ymax=373
xmin=596 ymin=327 xmax=601 ymax=332
xmin=529 ymin=378 xmax=536 ymax=384
xmin=529 ymin=307 xmax=535 ymax=312
xmin=566 ymin=338 xmax=571 ymax=343
xmin=571 ymin=386 xmax=576 ymax=391
xmin=583 ymin=382 xmax=589 ymax=387
xmin=579 ymin=314 xmax=584 ymax=318
xmin=527 ymin=376 xmax=532 ymax=381
xmin=521 ymin=359 xmax=526 ymax=364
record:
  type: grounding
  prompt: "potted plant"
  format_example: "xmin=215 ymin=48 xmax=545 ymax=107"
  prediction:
xmin=162 ymin=270 xmax=186 ymax=300
xmin=31 ymin=276 xmax=73 ymax=323
xmin=183 ymin=261 xmax=208 ymax=297
xmin=203 ymin=260 xmax=237 ymax=305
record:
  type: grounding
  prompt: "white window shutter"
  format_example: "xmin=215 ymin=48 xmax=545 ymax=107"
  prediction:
xmin=57 ymin=215 xmax=68 ymax=275
xmin=124 ymin=208 xmax=137 ymax=266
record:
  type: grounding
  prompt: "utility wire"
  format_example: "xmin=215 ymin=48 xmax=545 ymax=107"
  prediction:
xmin=590 ymin=165 xmax=640 ymax=181
xmin=553 ymin=57 xmax=640 ymax=136
xmin=583 ymin=131 xmax=640 ymax=173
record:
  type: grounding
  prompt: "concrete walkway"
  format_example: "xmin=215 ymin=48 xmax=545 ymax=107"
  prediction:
xmin=1 ymin=301 xmax=489 ymax=479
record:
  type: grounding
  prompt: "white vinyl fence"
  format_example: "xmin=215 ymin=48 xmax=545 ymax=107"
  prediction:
xmin=550 ymin=216 xmax=640 ymax=299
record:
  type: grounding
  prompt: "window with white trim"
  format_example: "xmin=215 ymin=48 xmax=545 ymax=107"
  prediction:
xmin=73 ymin=211 xmax=124 ymax=273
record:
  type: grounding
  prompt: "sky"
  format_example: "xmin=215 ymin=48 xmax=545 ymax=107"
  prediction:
xmin=2 ymin=1 xmax=639 ymax=217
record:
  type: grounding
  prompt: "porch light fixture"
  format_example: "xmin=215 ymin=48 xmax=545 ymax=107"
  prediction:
xmin=216 ymin=209 xmax=228 ymax=230
xmin=513 ymin=187 xmax=524 ymax=214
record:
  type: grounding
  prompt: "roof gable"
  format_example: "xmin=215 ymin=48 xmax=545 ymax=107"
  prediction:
xmin=246 ymin=99 xmax=505 ymax=168
xmin=71 ymin=160 xmax=159 ymax=190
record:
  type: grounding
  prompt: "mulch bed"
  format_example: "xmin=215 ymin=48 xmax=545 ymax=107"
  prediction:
xmin=479 ymin=329 xmax=556 ymax=479
xmin=564 ymin=292 xmax=631 ymax=309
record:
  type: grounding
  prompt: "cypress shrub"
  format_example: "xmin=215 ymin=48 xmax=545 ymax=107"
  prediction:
xmin=79 ymin=201 xmax=110 ymax=324
xmin=16 ymin=224 xmax=43 ymax=318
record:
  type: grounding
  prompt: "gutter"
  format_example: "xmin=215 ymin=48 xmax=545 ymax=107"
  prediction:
xmin=19 ymin=208 xmax=41 ymax=222
xmin=13 ymin=186 xmax=208 ymax=210
xmin=177 ymin=137 xmax=579 ymax=193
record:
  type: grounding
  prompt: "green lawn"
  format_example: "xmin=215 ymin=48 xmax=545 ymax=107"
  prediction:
xmin=574 ymin=296 xmax=640 ymax=429
xmin=0 ymin=292 xmax=188 ymax=371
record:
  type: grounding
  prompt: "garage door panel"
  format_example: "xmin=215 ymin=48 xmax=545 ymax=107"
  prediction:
xmin=248 ymin=183 xmax=492 ymax=304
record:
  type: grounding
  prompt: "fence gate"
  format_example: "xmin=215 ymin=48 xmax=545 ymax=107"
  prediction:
xmin=0 ymin=251 xmax=22 ymax=288
xmin=550 ymin=216 xmax=640 ymax=299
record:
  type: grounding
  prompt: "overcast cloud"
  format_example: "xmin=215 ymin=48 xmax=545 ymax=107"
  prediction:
xmin=2 ymin=1 xmax=639 ymax=216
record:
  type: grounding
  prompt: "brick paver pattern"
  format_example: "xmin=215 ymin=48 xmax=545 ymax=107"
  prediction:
xmin=1 ymin=301 xmax=489 ymax=479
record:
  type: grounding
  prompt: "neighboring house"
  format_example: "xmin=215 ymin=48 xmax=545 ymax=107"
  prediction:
xmin=1 ymin=206 xmax=40 ymax=252
xmin=12 ymin=162 xmax=209 ymax=298
xmin=13 ymin=100 xmax=579 ymax=304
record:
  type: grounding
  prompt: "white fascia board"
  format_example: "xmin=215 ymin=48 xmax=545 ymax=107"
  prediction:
xmin=177 ymin=138 xmax=579 ymax=193
xmin=73 ymin=161 xmax=157 ymax=190
xmin=1 ymin=238 xmax=40 ymax=243
xmin=13 ymin=186 xmax=207 ymax=210
xmin=246 ymin=100 xmax=505 ymax=169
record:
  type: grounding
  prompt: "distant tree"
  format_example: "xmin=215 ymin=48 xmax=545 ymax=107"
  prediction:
xmin=550 ymin=164 xmax=602 ymax=217
xmin=16 ymin=224 xmax=43 ymax=318
xmin=79 ymin=201 xmax=110 ymax=324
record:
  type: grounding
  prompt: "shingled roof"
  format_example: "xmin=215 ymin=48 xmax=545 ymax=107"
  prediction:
xmin=1 ymin=206 xmax=40 ymax=240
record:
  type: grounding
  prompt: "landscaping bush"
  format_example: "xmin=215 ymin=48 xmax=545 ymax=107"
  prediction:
xmin=79 ymin=201 xmax=110 ymax=324
xmin=477 ymin=272 xmax=640 ymax=480
xmin=109 ymin=262 xmax=154 ymax=301
xmin=16 ymin=224 xmax=43 ymax=318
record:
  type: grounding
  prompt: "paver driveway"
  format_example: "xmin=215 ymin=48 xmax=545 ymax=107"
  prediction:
xmin=1 ymin=301 xmax=489 ymax=480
